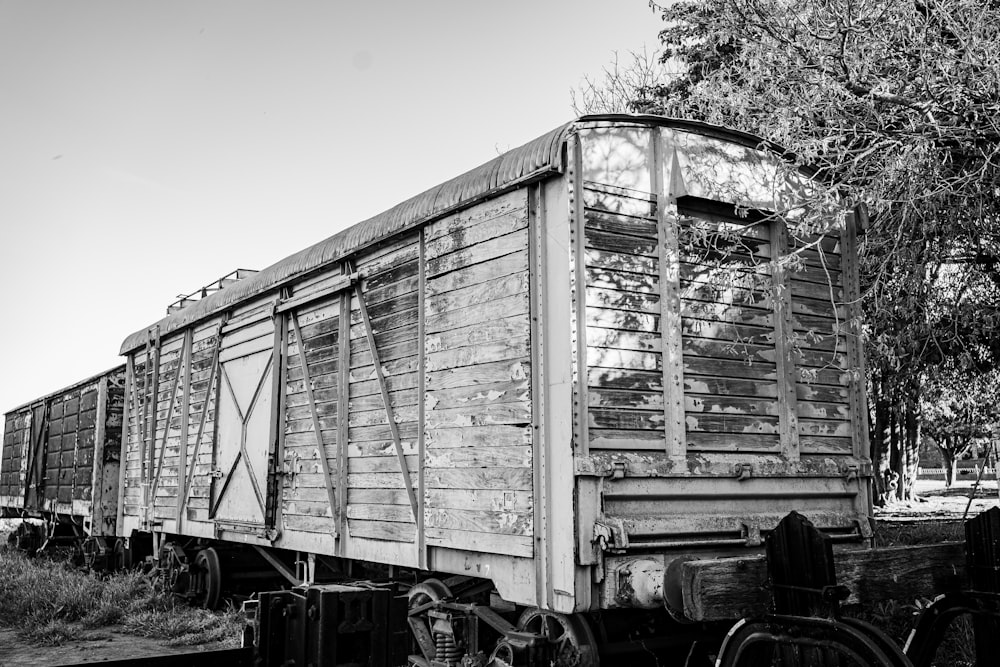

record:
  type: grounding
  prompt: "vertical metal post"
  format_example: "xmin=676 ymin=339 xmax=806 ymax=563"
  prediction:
xmin=529 ymin=182 xmax=550 ymax=609
xmin=92 ymin=376 xmax=108 ymax=536
xmin=569 ymin=132 xmax=589 ymax=457
xmin=772 ymin=221 xmax=801 ymax=462
xmin=208 ymin=319 xmax=226 ymax=521
xmin=337 ymin=262 xmax=352 ymax=556
xmin=118 ymin=356 xmax=136 ymax=538
xmin=417 ymin=229 xmax=427 ymax=568
xmin=267 ymin=304 xmax=286 ymax=533
xmin=657 ymin=135 xmax=687 ymax=463
xmin=176 ymin=330 xmax=193 ymax=532
xmin=845 ymin=205 xmax=873 ymax=511
xmin=274 ymin=303 xmax=290 ymax=535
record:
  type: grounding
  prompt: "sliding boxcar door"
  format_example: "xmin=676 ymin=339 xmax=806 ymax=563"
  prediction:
xmin=211 ymin=313 xmax=278 ymax=534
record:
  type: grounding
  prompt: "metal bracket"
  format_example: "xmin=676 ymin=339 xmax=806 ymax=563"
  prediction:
xmin=741 ymin=520 xmax=762 ymax=547
xmin=214 ymin=520 xmax=274 ymax=541
xmin=594 ymin=517 xmax=628 ymax=551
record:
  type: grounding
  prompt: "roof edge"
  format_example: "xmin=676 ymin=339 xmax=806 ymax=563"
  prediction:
xmin=119 ymin=115 xmax=813 ymax=355
xmin=5 ymin=364 xmax=125 ymax=415
xmin=120 ymin=121 xmax=573 ymax=354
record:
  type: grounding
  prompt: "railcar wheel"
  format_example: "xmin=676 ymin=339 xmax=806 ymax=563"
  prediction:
xmin=407 ymin=579 xmax=454 ymax=664
xmin=407 ymin=578 xmax=453 ymax=607
xmin=191 ymin=547 xmax=222 ymax=610
xmin=517 ymin=608 xmax=599 ymax=667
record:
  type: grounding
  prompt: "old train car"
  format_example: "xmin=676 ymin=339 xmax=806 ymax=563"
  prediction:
xmin=1 ymin=365 xmax=125 ymax=560
xmin=116 ymin=115 xmax=872 ymax=658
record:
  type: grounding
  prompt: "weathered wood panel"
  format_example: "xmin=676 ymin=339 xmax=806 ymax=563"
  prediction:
xmin=345 ymin=231 xmax=422 ymax=544
xmin=426 ymin=527 xmax=533 ymax=558
xmin=282 ymin=295 xmax=340 ymax=538
xmin=680 ymin=543 xmax=964 ymax=621
xmin=423 ymin=191 xmax=533 ymax=557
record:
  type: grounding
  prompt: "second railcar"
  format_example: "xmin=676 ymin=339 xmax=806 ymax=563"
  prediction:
xmin=1 ymin=365 xmax=125 ymax=559
xmin=116 ymin=115 xmax=871 ymax=621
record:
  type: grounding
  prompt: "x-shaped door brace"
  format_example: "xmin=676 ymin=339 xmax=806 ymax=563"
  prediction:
xmin=211 ymin=352 xmax=274 ymax=520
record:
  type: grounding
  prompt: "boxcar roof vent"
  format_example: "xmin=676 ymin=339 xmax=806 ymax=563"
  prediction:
xmin=167 ymin=269 xmax=259 ymax=314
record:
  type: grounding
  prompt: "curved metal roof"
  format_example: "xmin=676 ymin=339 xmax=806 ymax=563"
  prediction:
xmin=120 ymin=115 xmax=784 ymax=353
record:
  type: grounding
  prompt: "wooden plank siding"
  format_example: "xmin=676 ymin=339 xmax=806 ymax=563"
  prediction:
xmin=423 ymin=189 xmax=534 ymax=558
xmin=282 ymin=294 xmax=340 ymax=537
xmin=122 ymin=320 xmax=220 ymax=526
xmin=583 ymin=187 xmax=665 ymax=452
xmin=582 ymin=184 xmax=855 ymax=457
xmin=1 ymin=367 xmax=124 ymax=525
xmin=0 ymin=410 xmax=31 ymax=500
xmin=788 ymin=232 xmax=854 ymax=454
xmin=345 ymin=232 xmax=422 ymax=544
xmin=677 ymin=209 xmax=782 ymax=453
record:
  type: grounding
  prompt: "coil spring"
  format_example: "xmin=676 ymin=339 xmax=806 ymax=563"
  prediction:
xmin=434 ymin=631 xmax=462 ymax=666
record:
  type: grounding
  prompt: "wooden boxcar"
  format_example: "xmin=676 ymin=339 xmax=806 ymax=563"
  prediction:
xmin=1 ymin=365 xmax=125 ymax=553
xmin=117 ymin=115 xmax=871 ymax=619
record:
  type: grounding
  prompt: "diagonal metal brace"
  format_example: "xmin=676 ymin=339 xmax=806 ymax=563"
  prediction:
xmin=353 ymin=281 xmax=419 ymax=522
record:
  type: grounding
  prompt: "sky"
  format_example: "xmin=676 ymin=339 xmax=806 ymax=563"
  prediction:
xmin=0 ymin=1 xmax=661 ymax=414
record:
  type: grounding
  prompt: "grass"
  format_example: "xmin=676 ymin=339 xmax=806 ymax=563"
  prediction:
xmin=871 ymin=519 xmax=965 ymax=547
xmin=0 ymin=545 xmax=243 ymax=647
xmin=849 ymin=518 xmax=975 ymax=667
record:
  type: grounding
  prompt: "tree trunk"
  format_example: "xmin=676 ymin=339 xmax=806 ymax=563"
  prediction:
xmin=940 ymin=444 xmax=957 ymax=487
xmin=897 ymin=382 xmax=922 ymax=501
xmin=869 ymin=375 xmax=891 ymax=506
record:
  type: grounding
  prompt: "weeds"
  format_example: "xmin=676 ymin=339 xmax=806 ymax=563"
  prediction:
xmin=860 ymin=519 xmax=975 ymax=667
xmin=0 ymin=547 xmax=242 ymax=647
xmin=871 ymin=519 xmax=965 ymax=547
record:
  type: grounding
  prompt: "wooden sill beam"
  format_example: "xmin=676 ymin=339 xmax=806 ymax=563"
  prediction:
xmin=680 ymin=542 xmax=966 ymax=621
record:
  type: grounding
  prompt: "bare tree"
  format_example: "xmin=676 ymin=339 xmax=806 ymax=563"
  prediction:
xmin=571 ymin=48 xmax=672 ymax=115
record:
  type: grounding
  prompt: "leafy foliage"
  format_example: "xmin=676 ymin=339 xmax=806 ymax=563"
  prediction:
xmin=922 ymin=367 xmax=1000 ymax=484
xmin=593 ymin=0 xmax=1000 ymax=503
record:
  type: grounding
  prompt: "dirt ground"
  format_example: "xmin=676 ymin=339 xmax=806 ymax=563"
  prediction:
xmin=0 ymin=628 xmax=233 ymax=666
xmin=875 ymin=477 xmax=1000 ymax=520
